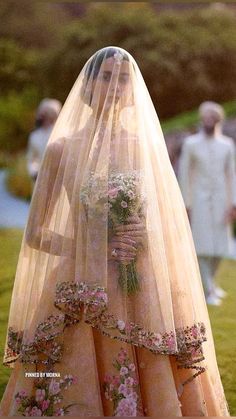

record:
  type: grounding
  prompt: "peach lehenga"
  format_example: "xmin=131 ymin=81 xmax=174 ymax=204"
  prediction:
xmin=0 ymin=46 xmax=229 ymax=416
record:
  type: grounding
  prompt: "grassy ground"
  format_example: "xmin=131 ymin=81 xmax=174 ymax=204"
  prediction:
xmin=0 ymin=228 xmax=235 ymax=414
xmin=161 ymin=99 xmax=236 ymax=134
xmin=0 ymin=229 xmax=23 ymax=398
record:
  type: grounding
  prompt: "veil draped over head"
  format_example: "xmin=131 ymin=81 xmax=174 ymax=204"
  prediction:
xmin=3 ymin=47 xmax=228 ymax=414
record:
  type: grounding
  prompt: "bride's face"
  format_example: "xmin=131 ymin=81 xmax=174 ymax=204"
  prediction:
xmin=92 ymin=57 xmax=131 ymax=114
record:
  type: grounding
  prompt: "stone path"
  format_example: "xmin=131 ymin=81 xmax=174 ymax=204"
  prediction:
xmin=0 ymin=170 xmax=30 ymax=228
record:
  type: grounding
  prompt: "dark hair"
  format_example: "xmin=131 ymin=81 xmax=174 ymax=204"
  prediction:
xmin=84 ymin=47 xmax=129 ymax=83
xmin=81 ymin=47 xmax=130 ymax=106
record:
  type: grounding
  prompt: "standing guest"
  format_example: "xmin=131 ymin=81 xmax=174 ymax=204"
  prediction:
xmin=27 ymin=98 xmax=62 ymax=182
xmin=179 ymin=101 xmax=236 ymax=305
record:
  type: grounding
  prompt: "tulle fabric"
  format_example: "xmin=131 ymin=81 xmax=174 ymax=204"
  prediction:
xmin=1 ymin=47 xmax=229 ymax=416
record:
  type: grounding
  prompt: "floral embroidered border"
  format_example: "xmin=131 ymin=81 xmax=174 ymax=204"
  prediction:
xmin=5 ymin=281 xmax=207 ymax=385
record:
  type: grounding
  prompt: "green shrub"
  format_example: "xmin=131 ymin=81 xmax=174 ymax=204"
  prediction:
xmin=0 ymin=89 xmax=39 ymax=153
xmin=0 ymin=39 xmax=39 ymax=95
xmin=0 ymin=1 xmax=69 ymax=49
xmin=44 ymin=4 xmax=236 ymax=118
xmin=6 ymin=154 xmax=33 ymax=200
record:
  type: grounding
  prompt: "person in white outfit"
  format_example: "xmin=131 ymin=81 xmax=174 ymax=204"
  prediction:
xmin=178 ymin=101 xmax=236 ymax=305
xmin=27 ymin=98 xmax=62 ymax=181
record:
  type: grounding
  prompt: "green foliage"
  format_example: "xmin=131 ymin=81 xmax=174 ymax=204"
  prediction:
xmin=2 ymin=4 xmax=236 ymax=154
xmin=0 ymin=229 xmax=23 ymax=396
xmin=0 ymin=39 xmax=39 ymax=95
xmin=6 ymin=154 xmax=33 ymax=201
xmin=0 ymin=89 xmax=39 ymax=153
xmin=208 ymin=259 xmax=236 ymax=415
xmin=162 ymin=100 xmax=236 ymax=134
xmin=44 ymin=4 xmax=236 ymax=117
xmin=0 ymin=1 xmax=69 ymax=49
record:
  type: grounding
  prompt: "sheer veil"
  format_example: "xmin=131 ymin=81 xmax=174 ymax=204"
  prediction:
xmin=3 ymin=46 xmax=228 ymax=414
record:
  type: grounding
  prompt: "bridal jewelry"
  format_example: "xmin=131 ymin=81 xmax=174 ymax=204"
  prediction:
xmin=113 ymin=51 xmax=123 ymax=64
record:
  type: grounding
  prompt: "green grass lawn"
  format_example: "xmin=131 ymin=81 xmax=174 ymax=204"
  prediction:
xmin=0 ymin=228 xmax=235 ymax=414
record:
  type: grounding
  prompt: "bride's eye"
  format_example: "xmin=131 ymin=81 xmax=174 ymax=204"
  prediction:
xmin=102 ymin=72 xmax=112 ymax=82
xmin=119 ymin=73 xmax=130 ymax=85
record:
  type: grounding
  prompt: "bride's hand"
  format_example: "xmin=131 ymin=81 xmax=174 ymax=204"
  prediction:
xmin=114 ymin=215 xmax=146 ymax=247
xmin=108 ymin=235 xmax=138 ymax=264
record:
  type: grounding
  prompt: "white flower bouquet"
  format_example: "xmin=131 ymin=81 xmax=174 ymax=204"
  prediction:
xmin=80 ymin=171 xmax=144 ymax=295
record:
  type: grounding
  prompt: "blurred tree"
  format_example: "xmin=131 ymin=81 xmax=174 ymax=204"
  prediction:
xmin=0 ymin=89 xmax=39 ymax=153
xmin=2 ymin=2 xmax=236 ymax=155
xmin=44 ymin=4 xmax=236 ymax=118
xmin=0 ymin=39 xmax=39 ymax=94
xmin=0 ymin=0 xmax=68 ymax=49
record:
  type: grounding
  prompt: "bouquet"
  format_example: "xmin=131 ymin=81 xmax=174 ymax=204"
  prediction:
xmin=80 ymin=171 xmax=144 ymax=295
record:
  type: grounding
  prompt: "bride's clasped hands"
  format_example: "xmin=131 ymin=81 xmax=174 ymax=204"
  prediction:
xmin=108 ymin=214 xmax=146 ymax=265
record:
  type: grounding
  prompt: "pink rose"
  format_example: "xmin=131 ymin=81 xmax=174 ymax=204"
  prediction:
xmin=30 ymin=406 xmax=42 ymax=416
xmin=41 ymin=399 xmax=50 ymax=411
xmin=108 ymin=188 xmax=119 ymax=199
xmin=19 ymin=389 xmax=27 ymax=397
xmin=118 ymin=353 xmax=126 ymax=364
xmin=191 ymin=325 xmax=199 ymax=339
xmin=15 ymin=397 xmax=21 ymax=405
xmin=112 ymin=375 xmax=120 ymax=386
xmin=72 ymin=376 xmax=79 ymax=385
xmin=167 ymin=336 xmax=176 ymax=350
xmin=121 ymin=201 xmax=128 ymax=208
xmin=119 ymin=348 xmax=127 ymax=356
xmin=104 ymin=373 xmax=113 ymax=384
xmin=24 ymin=407 xmax=31 ymax=417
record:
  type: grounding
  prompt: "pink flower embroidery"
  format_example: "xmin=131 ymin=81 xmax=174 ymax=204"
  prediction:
xmin=108 ymin=188 xmax=119 ymax=199
xmin=49 ymin=379 xmax=61 ymax=395
xmin=125 ymin=377 xmax=134 ymax=386
xmin=41 ymin=399 xmax=50 ymax=411
xmin=167 ymin=336 xmax=176 ymax=350
xmin=152 ymin=333 xmax=163 ymax=346
xmin=14 ymin=375 xmax=77 ymax=417
xmin=117 ymin=320 xmax=126 ymax=331
xmin=103 ymin=348 xmax=140 ymax=416
xmin=191 ymin=325 xmax=199 ymax=339
xmin=128 ymin=363 xmax=135 ymax=372
xmin=120 ymin=366 xmax=129 ymax=376
xmin=35 ymin=389 xmax=46 ymax=402
xmin=30 ymin=406 xmax=42 ymax=416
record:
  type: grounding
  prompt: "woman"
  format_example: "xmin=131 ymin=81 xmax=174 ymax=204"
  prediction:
xmin=0 ymin=47 xmax=229 ymax=416
xmin=27 ymin=98 xmax=62 ymax=182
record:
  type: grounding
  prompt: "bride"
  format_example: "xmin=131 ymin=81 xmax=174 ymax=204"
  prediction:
xmin=0 ymin=46 xmax=229 ymax=416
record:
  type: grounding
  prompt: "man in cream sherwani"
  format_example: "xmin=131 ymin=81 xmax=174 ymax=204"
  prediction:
xmin=178 ymin=101 xmax=236 ymax=305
